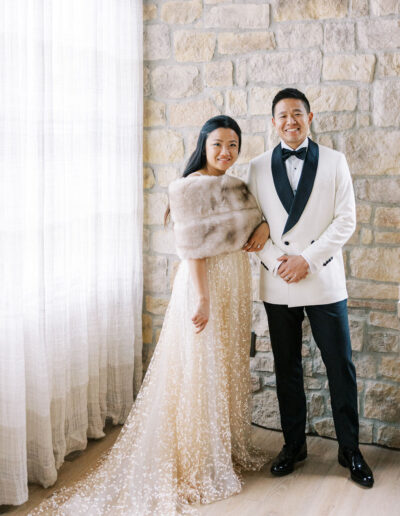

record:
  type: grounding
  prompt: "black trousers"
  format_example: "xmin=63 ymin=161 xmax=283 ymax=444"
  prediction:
xmin=264 ymin=299 xmax=359 ymax=450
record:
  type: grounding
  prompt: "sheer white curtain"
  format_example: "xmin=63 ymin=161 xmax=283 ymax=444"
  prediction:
xmin=0 ymin=0 xmax=143 ymax=506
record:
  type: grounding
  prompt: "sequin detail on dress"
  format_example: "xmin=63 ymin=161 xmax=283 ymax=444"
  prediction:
xmin=30 ymin=251 xmax=269 ymax=515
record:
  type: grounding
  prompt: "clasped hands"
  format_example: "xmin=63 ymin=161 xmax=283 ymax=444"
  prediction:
xmin=243 ymin=222 xmax=309 ymax=283
xmin=277 ymin=255 xmax=309 ymax=283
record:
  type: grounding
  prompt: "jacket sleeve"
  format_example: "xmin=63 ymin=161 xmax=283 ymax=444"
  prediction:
xmin=246 ymin=161 xmax=284 ymax=271
xmin=301 ymin=152 xmax=356 ymax=272
xmin=257 ymin=239 xmax=285 ymax=271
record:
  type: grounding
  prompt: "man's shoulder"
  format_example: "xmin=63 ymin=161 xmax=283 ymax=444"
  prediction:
xmin=315 ymin=144 xmax=352 ymax=181
xmin=250 ymin=148 xmax=274 ymax=168
xmin=317 ymin=143 xmax=345 ymax=163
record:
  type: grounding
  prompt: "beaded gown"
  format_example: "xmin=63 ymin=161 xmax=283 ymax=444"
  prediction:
xmin=32 ymin=250 xmax=267 ymax=516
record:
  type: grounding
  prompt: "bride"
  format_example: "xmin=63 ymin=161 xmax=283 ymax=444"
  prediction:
xmin=31 ymin=115 xmax=270 ymax=515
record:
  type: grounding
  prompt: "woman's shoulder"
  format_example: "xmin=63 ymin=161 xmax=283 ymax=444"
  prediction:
xmin=168 ymin=171 xmax=214 ymax=192
xmin=183 ymin=170 xmax=211 ymax=178
xmin=169 ymin=172 xmax=246 ymax=195
xmin=168 ymin=171 xmax=203 ymax=188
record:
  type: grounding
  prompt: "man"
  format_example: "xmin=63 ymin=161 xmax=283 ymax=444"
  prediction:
xmin=245 ymin=88 xmax=374 ymax=487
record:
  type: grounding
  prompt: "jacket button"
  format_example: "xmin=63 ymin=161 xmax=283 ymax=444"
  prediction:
xmin=284 ymin=241 xmax=289 ymax=245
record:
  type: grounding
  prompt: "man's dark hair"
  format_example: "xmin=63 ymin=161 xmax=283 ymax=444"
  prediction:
xmin=272 ymin=88 xmax=311 ymax=117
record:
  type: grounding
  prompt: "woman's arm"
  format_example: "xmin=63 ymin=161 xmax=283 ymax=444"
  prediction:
xmin=242 ymin=221 xmax=270 ymax=252
xmin=188 ymin=258 xmax=210 ymax=334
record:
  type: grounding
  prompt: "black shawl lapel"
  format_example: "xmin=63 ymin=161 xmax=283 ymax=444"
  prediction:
xmin=283 ymin=139 xmax=319 ymax=235
xmin=271 ymin=143 xmax=294 ymax=215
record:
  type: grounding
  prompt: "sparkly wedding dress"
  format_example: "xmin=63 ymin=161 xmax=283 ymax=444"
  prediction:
xmin=32 ymin=250 xmax=267 ymax=515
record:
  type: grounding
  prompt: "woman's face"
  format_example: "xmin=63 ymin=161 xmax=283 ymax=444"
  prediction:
xmin=204 ymin=127 xmax=239 ymax=175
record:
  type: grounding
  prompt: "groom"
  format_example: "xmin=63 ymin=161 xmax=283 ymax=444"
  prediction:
xmin=246 ymin=88 xmax=374 ymax=487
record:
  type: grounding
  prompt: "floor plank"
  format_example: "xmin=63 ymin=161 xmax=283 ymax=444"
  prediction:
xmin=1 ymin=426 xmax=399 ymax=516
xmin=1 ymin=422 xmax=122 ymax=516
xmin=198 ymin=428 xmax=400 ymax=516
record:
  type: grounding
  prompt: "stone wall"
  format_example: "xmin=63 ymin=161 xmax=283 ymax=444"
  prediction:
xmin=142 ymin=0 xmax=400 ymax=448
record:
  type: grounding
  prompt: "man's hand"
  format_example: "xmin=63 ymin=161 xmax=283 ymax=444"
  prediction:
xmin=243 ymin=221 xmax=270 ymax=252
xmin=277 ymin=255 xmax=309 ymax=283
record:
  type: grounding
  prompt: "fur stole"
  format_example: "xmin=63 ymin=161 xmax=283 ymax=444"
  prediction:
xmin=168 ymin=173 xmax=262 ymax=260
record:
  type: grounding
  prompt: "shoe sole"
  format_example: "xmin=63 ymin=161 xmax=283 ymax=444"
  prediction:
xmin=270 ymin=451 xmax=307 ymax=477
xmin=338 ymin=456 xmax=374 ymax=488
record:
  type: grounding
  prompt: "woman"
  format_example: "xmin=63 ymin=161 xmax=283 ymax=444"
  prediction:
xmin=31 ymin=116 xmax=270 ymax=515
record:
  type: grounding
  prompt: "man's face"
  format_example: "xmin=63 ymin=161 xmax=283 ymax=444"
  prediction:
xmin=272 ymin=98 xmax=313 ymax=150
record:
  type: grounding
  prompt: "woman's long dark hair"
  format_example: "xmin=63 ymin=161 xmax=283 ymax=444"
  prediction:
xmin=164 ymin=115 xmax=242 ymax=224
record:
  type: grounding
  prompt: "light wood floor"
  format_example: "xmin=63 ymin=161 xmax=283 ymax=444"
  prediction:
xmin=1 ymin=425 xmax=399 ymax=516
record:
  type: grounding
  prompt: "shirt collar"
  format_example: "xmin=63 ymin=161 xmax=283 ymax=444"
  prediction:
xmin=281 ymin=137 xmax=309 ymax=152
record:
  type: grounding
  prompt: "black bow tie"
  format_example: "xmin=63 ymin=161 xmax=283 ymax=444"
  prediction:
xmin=281 ymin=147 xmax=307 ymax=161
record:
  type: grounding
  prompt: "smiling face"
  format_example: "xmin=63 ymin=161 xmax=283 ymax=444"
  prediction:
xmin=272 ymin=98 xmax=313 ymax=150
xmin=204 ymin=127 xmax=240 ymax=175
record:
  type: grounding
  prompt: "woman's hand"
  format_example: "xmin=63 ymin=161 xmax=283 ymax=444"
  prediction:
xmin=242 ymin=221 xmax=270 ymax=252
xmin=192 ymin=297 xmax=210 ymax=334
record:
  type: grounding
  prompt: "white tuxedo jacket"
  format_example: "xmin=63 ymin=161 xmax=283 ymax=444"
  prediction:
xmin=247 ymin=139 xmax=356 ymax=307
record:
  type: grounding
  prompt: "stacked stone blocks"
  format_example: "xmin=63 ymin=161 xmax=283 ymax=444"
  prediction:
xmin=143 ymin=0 xmax=400 ymax=448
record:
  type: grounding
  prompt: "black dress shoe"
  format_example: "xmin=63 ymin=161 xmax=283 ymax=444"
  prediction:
xmin=338 ymin=447 xmax=374 ymax=488
xmin=270 ymin=441 xmax=307 ymax=476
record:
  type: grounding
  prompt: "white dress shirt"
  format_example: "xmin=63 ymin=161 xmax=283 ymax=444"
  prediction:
xmin=281 ymin=138 xmax=308 ymax=195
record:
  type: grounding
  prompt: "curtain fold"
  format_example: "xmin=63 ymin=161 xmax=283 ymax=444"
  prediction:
xmin=0 ymin=0 xmax=143 ymax=505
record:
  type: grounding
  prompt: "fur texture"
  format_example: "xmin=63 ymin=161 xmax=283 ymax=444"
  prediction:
xmin=169 ymin=174 xmax=262 ymax=259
